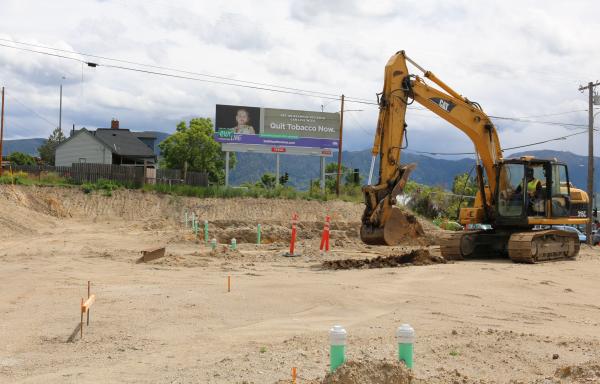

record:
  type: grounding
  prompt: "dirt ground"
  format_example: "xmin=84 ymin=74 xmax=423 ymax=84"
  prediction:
xmin=1 ymin=185 xmax=600 ymax=383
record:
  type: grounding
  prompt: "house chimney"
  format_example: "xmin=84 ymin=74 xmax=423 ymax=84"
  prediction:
xmin=111 ymin=119 xmax=119 ymax=130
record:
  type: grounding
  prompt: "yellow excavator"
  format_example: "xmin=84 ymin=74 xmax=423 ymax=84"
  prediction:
xmin=361 ymin=51 xmax=589 ymax=263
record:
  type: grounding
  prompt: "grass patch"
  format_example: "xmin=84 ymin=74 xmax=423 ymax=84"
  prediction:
xmin=141 ymin=183 xmax=361 ymax=202
xmin=0 ymin=170 xmax=364 ymax=203
xmin=80 ymin=178 xmax=123 ymax=196
xmin=0 ymin=171 xmax=71 ymax=187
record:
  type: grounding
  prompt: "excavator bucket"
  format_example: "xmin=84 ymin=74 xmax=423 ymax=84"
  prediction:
xmin=360 ymin=206 xmax=424 ymax=245
xmin=360 ymin=163 xmax=424 ymax=246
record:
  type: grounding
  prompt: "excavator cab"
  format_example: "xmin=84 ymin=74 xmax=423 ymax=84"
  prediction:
xmin=495 ymin=159 xmax=572 ymax=227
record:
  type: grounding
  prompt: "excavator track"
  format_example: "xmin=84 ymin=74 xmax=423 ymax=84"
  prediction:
xmin=440 ymin=231 xmax=494 ymax=260
xmin=440 ymin=229 xmax=579 ymax=263
xmin=507 ymin=229 xmax=579 ymax=263
xmin=439 ymin=231 xmax=464 ymax=260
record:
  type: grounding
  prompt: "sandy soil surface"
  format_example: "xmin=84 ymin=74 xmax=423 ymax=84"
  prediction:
xmin=1 ymin=185 xmax=599 ymax=383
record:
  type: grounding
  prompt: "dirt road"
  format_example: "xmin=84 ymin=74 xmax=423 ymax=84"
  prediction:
xmin=1 ymin=185 xmax=599 ymax=383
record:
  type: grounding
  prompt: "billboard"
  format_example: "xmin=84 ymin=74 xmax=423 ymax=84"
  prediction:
xmin=214 ymin=104 xmax=340 ymax=149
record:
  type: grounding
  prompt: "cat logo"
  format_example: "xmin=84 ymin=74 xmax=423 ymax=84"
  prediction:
xmin=429 ymin=97 xmax=456 ymax=113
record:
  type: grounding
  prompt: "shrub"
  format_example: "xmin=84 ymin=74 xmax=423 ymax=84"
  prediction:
xmin=81 ymin=183 xmax=94 ymax=194
xmin=0 ymin=171 xmax=29 ymax=185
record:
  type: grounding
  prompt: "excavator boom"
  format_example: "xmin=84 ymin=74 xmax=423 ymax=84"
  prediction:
xmin=361 ymin=51 xmax=501 ymax=244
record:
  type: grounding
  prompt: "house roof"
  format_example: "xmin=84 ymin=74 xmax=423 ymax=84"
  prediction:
xmin=56 ymin=128 xmax=155 ymax=159
xmin=93 ymin=129 xmax=155 ymax=158
xmin=56 ymin=128 xmax=112 ymax=152
xmin=134 ymin=131 xmax=158 ymax=139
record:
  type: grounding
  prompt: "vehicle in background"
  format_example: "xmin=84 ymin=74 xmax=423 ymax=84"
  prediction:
xmin=592 ymin=230 xmax=600 ymax=246
xmin=466 ymin=223 xmax=492 ymax=231
xmin=551 ymin=225 xmax=586 ymax=243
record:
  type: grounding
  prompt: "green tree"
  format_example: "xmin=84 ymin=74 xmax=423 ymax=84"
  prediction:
xmin=403 ymin=180 xmax=449 ymax=219
xmin=159 ymin=118 xmax=235 ymax=184
xmin=8 ymin=151 xmax=36 ymax=165
xmin=259 ymin=173 xmax=277 ymax=189
xmin=279 ymin=172 xmax=289 ymax=186
xmin=448 ymin=172 xmax=478 ymax=219
xmin=322 ymin=163 xmax=345 ymax=193
xmin=344 ymin=168 xmax=361 ymax=186
xmin=38 ymin=127 xmax=66 ymax=165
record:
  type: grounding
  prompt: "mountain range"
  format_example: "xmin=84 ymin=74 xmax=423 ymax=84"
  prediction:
xmin=3 ymin=134 xmax=597 ymax=192
xmin=231 ymin=149 xmax=598 ymax=191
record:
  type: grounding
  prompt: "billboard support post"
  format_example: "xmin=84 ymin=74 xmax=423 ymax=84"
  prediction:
xmin=335 ymin=95 xmax=345 ymax=196
xmin=320 ymin=157 xmax=325 ymax=192
xmin=225 ymin=151 xmax=230 ymax=187
xmin=276 ymin=153 xmax=280 ymax=186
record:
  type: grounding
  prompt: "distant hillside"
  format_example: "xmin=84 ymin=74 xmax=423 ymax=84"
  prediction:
xmin=142 ymin=131 xmax=170 ymax=155
xmin=232 ymin=149 xmax=600 ymax=191
xmin=231 ymin=150 xmax=475 ymax=190
xmin=2 ymin=138 xmax=46 ymax=156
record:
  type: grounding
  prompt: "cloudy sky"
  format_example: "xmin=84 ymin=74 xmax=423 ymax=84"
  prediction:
xmin=1 ymin=0 xmax=599 ymax=156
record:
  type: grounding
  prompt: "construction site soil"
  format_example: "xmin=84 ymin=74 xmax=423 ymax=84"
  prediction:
xmin=1 ymin=185 xmax=600 ymax=383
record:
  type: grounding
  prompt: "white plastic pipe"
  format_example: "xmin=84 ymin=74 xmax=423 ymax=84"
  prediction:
xmin=367 ymin=155 xmax=376 ymax=185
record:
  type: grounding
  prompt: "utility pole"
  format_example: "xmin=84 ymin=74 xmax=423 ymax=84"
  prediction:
xmin=335 ymin=94 xmax=345 ymax=196
xmin=579 ymin=81 xmax=600 ymax=244
xmin=0 ymin=87 xmax=4 ymax=176
xmin=59 ymin=84 xmax=63 ymax=132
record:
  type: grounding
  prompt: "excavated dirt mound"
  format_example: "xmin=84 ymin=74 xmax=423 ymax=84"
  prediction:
xmin=552 ymin=360 xmax=600 ymax=383
xmin=321 ymin=249 xmax=445 ymax=270
xmin=274 ymin=360 xmax=414 ymax=384
xmin=322 ymin=360 xmax=413 ymax=384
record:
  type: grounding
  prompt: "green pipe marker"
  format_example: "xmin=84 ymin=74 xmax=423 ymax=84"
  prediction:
xmin=257 ymin=224 xmax=261 ymax=244
xmin=204 ymin=220 xmax=209 ymax=244
xmin=184 ymin=211 xmax=188 ymax=227
xmin=329 ymin=325 xmax=346 ymax=372
xmin=230 ymin=238 xmax=237 ymax=250
xmin=396 ymin=324 xmax=415 ymax=369
xmin=210 ymin=238 xmax=217 ymax=250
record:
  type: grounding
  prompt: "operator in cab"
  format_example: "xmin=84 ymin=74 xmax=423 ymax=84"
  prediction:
xmin=515 ymin=167 xmax=544 ymax=215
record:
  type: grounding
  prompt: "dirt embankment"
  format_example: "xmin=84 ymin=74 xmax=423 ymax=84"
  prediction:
xmin=0 ymin=185 xmax=442 ymax=246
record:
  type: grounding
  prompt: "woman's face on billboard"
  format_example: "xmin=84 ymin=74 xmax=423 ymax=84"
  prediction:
xmin=236 ymin=109 xmax=249 ymax=126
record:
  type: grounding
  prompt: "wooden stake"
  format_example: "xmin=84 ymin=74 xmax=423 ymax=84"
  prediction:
xmin=80 ymin=298 xmax=84 ymax=339
xmin=292 ymin=367 xmax=297 ymax=384
xmin=87 ymin=281 xmax=91 ymax=326
xmin=228 ymin=275 xmax=231 ymax=292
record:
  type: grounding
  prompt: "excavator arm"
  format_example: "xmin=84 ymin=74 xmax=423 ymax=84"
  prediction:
xmin=361 ymin=51 xmax=503 ymax=245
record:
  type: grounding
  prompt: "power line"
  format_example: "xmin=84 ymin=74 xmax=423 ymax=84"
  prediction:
xmin=0 ymin=42 xmax=388 ymax=107
xmin=0 ymin=38 xmax=374 ymax=104
xmin=1 ymin=41 xmax=592 ymax=124
xmin=502 ymin=129 xmax=591 ymax=151
xmin=406 ymin=128 xmax=596 ymax=156
xmin=488 ymin=115 xmax=587 ymax=128
xmin=0 ymin=40 xmax=591 ymax=131
xmin=10 ymin=94 xmax=56 ymax=128
xmin=406 ymin=105 xmax=587 ymax=128
xmin=505 ymin=109 xmax=588 ymax=119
